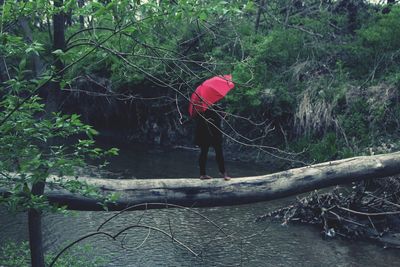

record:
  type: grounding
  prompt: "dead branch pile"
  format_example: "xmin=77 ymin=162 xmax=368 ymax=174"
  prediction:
xmin=257 ymin=175 xmax=400 ymax=248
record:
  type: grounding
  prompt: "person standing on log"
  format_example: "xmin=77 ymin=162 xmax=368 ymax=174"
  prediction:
xmin=188 ymin=74 xmax=235 ymax=181
xmin=194 ymin=107 xmax=230 ymax=180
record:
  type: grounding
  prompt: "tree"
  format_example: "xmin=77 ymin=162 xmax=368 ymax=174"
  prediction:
xmin=0 ymin=1 xmax=118 ymax=266
xmin=0 ymin=1 xmax=249 ymax=265
xmin=27 ymin=1 xmax=66 ymax=266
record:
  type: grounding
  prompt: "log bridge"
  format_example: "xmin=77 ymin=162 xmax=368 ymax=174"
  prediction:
xmin=39 ymin=152 xmax=400 ymax=211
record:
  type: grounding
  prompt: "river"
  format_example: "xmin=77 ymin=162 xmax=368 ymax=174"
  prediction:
xmin=1 ymin=141 xmax=399 ymax=266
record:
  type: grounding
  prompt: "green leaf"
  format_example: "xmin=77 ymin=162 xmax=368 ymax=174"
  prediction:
xmin=18 ymin=58 xmax=26 ymax=71
xmin=52 ymin=49 xmax=64 ymax=56
xmin=199 ymin=11 xmax=208 ymax=21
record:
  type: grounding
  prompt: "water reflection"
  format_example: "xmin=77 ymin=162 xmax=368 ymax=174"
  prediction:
xmin=92 ymin=140 xmax=273 ymax=179
xmin=2 ymin=200 xmax=399 ymax=266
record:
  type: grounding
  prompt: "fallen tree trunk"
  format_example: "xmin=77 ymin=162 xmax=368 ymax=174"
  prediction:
xmin=3 ymin=152 xmax=400 ymax=211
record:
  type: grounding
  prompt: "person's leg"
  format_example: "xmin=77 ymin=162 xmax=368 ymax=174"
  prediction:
xmin=213 ymin=143 xmax=230 ymax=180
xmin=199 ymin=145 xmax=212 ymax=179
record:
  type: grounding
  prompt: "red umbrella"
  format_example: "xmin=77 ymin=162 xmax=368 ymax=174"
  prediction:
xmin=188 ymin=74 xmax=235 ymax=117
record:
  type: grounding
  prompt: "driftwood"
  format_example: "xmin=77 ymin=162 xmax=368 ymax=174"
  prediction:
xmin=2 ymin=152 xmax=400 ymax=211
xmin=257 ymin=175 xmax=400 ymax=248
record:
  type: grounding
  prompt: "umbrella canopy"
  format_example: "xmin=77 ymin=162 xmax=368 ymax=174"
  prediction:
xmin=188 ymin=74 xmax=234 ymax=117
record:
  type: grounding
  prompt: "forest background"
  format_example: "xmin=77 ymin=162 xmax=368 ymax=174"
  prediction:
xmin=2 ymin=0 xmax=400 ymax=164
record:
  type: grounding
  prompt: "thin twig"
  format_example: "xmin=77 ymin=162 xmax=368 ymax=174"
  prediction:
xmin=338 ymin=206 xmax=400 ymax=216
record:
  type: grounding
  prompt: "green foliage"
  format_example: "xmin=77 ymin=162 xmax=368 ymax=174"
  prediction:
xmin=0 ymin=0 xmax=120 ymax=214
xmin=340 ymin=100 xmax=369 ymax=141
xmin=227 ymin=28 xmax=307 ymax=117
xmin=358 ymin=6 xmax=400 ymax=54
xmin=340 ymin=6 xmax=400 ymax=78
xmin=227 ymin=2 xmax=400 ymax=163
xmin=291 ymin=132 xmax=337 ymax=163
xmin=0 ymin=241 xmax=105 ymax=267
xmin=291 ymin=132 xmax=356 ymax=163
xmin=309 ymin=133 xmax=338 ymax=162
xmin=0 ymin=241 xmax=30 ymax=267
xmin=0 ymin=89 xmax=117 ymax=211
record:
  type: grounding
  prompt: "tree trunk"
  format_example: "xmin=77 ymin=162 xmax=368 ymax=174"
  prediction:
xmin=254 ymin=0 xmax=265 ymax=33
xmin=347 ymin=1 xmax=357 ymax=34
xmin=78 ymin=0 xmax=85 ymax=29
xmin=0 ymin=57 xmax=9 ymax=83
xmin=33 ymin=152 xmax=400 ymax=211
xmin=28 ymin=1 xmax=65 ymax=266
xmin=46 ymin=0 xmax=64 ymax=113
xmin=28 ymin=182 xmax=45 ymax=267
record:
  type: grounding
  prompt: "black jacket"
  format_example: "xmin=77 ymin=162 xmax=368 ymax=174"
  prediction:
xmin=194 ymin=109 xmax=222 ymax=146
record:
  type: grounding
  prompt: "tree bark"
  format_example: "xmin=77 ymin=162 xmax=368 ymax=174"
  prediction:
xmin=28 ymin=1 xmax=65 ymax=266
xmin=46 ymin=0 xmax=64 ymax=114
xmin=255 ymin=0 xmax=265 ymax=33
xmin=28 ymin=182 xmax=45 ymax=267
xmin=78 ymin=0 xmax=85 ymax=29
xmin=347 ymin=1 xmax=357 ymax=35
xmin=34 ymin=152 xmax=400 ymax=211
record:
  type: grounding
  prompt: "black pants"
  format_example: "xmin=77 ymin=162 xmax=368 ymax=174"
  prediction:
xmin=199 ymin=143 xmax=225 ymax=175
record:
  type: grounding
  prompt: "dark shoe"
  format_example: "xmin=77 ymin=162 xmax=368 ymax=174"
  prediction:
xmin=220 ymin=172 xmax=231 ymax=181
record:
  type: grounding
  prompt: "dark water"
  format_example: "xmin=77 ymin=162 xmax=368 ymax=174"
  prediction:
xmin=1 ymin=143 xmax=400 ymax=266
xmin=91 ymin=140 xmax=273 ymax=179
